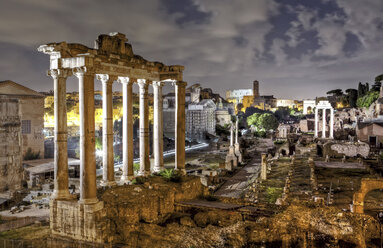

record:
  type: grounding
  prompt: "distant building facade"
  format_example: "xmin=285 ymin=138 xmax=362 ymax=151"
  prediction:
xmin=0 ymin=96 xmax=23 ymax=191
xmin=186 ymin=99 xmax=216 ymax=140
xmin=0 ymin=81 xmax=44 ymax=159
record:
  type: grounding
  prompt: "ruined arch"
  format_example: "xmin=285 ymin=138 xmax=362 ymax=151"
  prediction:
xmin=352 ymin=178 xmax=383 ymax=213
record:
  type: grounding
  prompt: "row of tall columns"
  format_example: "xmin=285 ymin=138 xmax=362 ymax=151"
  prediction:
xmin=49 ymin=68 xmax=187 ymax=203
xmin=314 ymin=107 xmax=334 ymax=139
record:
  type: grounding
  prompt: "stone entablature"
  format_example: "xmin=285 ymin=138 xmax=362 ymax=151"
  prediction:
xmin=39 ymin=32 xmax=184 ymax=82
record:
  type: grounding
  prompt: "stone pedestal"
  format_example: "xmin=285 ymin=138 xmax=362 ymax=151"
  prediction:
xmin=225 ymin=146 xmax=238 ymax=171
xmin=50 ymin=200 xmax=106 ymax=243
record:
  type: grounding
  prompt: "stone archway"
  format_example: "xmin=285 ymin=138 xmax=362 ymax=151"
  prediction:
xmin=353 ymin=178 xmax=383 ymax=213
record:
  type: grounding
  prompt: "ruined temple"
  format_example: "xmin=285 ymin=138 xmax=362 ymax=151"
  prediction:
xmin=38 ymin=32 xmax=187 ymax=242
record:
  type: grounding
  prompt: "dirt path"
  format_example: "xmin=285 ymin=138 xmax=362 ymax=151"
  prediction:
xmin=214 ymin=156 xmax=261 ymax=198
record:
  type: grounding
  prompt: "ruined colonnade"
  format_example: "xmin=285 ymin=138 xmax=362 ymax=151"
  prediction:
xmin=314 ymin=100 xmax=334 ymax=139
xmin=39 ymin=33 xmax=186 ymax=205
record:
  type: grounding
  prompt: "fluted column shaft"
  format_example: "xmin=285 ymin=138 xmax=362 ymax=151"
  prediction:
xmin=119 ymin=77 xmax=134 ymax=182
xmin=322 ymin=108 xmax=326 ymax=138
xmin=174 ymin=81 xmax=187 ymax=174
xmin=49 ymin=69 xmax=71 ymax=200
xmin=137 ymin=79 xmax=150 ymax=176
xmin=314 ymin=108 xmax=318 ymax=138
xmin=153 ymin=81 xmax=165 ymax=172
xmin=74 ymin=67 xmax=97 ymax=204
xmin=97 ymin=74 xmax=115 ymax=186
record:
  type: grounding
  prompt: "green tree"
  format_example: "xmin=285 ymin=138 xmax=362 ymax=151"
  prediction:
xmin=375 ymin=74 xmax=383 ymax=82
xmin=247 ymin=113 xmax=261 ymax=127
xmin=345 ymin=89 xmax=358 ymax=108
xmin=356 ymin=91 xmax=379 ymax=108
xmin=257 ymin=113 xmax=279 ymax=131
xmin=326 ymin=89 xmax=343 ymax=97
xmin=247 ymin=113 xmax=278 ymax=131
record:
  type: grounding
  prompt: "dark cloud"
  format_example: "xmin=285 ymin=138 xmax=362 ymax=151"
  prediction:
xmin=0 ymin=0 xmax=382 ymax=99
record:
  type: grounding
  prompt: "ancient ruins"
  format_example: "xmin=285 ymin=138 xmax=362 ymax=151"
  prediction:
xmin=37 ymin=32 xmax=187 ymax=242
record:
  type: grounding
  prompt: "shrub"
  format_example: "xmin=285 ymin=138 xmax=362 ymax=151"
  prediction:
xmin=160 ymin=169 xmax=181 ymax=182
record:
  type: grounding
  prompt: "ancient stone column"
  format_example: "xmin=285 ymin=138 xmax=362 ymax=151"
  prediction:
xmin=261 ymin=153 xmax=267 ymax=180
xmin=97 ymin=74 xmax=116 ymax=186
xmin=173 ymin=81 xmax=187 ymax=174
xmin=48 ymin=69 xmax=71 ymax=200
xmin=322 ymin=108 xmax=326 ymax=138
xmin=137 ymin=79 xmax=150 ymax=176
xmin=314 ymin=107 xmax=318 ymax=138
xmin=74 ymin=67 xmax=98 ymax=204
xmin=118 ymin=77 xmax=134 ymax=182
xmin=329 ymin=108 xmax=334 ymax=139
xmin=152 ymin=81 xmax=165 ymax=173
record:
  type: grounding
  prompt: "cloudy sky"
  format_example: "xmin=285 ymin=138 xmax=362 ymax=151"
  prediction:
xmin=0 ymin=0 xmax=382 ymax=99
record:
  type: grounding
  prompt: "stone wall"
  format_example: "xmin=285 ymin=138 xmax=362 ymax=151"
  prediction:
xmin=50 ymin=176 xmax=208 ymax=244
xmin=0 ymin=96 xmax=23 ymax=191
xmin=19 ymin=97 xmax=45 ymax=158
xmin=323 ymin=141 xmax=370 ymax=158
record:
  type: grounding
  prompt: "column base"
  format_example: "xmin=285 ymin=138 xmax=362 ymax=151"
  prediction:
xmin=137 ymin=170 xmax=150 ymax=177
xmin=329 ymin=136 xmax=334 ymax=139
xmin=174 ymin=168 xmax=186 ymax=175
xmin=78 ymin=198 xmax=99 ymax=205
xmin=120 ymin=175 xmax=135 ymax=182
xmin=152 ymin=166 xmax=164 ymax=173
xmin=51 ymin=190 xmax=73 ymax=201
xmin=100 ymin=180 xmax=117 ymax=187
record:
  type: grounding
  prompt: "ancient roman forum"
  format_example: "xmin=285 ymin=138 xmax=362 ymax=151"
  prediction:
xmin=314 ymin=100 xmax=334 ymax=139
xmin=38 ymin=33 xmax=186 ymax=241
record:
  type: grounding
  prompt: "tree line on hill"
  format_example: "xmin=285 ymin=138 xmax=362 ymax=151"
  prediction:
xmin=326 ymin=74 xmax=382 ymax=108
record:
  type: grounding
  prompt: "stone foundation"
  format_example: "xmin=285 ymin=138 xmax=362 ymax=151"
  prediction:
xmin=50 ymin=200 xmax=107 ymax=243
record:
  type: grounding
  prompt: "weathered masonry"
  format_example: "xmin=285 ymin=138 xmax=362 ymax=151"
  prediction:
xmin=38 ymin=32 xmax=186 ymax=242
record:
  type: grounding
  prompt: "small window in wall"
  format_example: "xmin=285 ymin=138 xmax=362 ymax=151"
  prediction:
xmin=22 ymin=120 xmax=31 ymax=134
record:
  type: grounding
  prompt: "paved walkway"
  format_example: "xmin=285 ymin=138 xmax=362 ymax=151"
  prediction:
xmin=214 ymin=157 xmax=261 ymax=198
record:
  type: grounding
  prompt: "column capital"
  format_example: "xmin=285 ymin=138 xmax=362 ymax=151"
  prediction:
xmin=47 ymin=69 xmax=71 ymax=79
xmin=152 ymin=81 xmax=165 ymax=88
xmin=172 ymin=81 xmax=187 ymax=88
xmin=137 ymin=79 xmax=148 ymax=88
xmin=96 ymin=74 xmax=114 ymax=84
xmin=117 ymin=76 xmax=133 ymax=85
xmin=73 ymin=66 xmax=94 ymax=78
